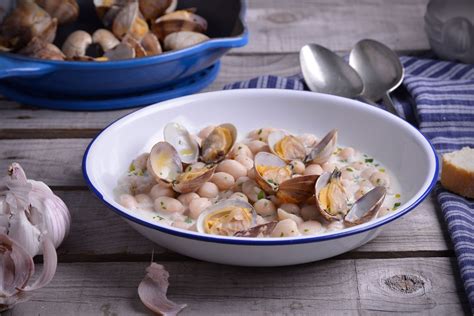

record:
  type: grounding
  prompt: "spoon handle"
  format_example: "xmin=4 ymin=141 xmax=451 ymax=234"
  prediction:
xmin=382 ymin=93 xmax=400 ymax=117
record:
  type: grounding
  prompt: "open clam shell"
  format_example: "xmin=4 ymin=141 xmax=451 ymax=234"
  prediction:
xmin=267 ymin=130 xmax=306 ymax=162
xmin=172 ymin=164 xmax=215 ymax=193
xmin=196 ymin=199 xmax=257 ymax=236
xmin=344 ymin=186 xmax=386 ymax=227
xmin=277 ymin=174 xmax=318 ymax=204
xmin=254 ymin=152 xmax=292 ymax=194
xmin=234 ymin=221 xmax=278 ymax=238
xmin=305 ymin=129 xmax=338 ymax=164
xmin=200 ymin=123 xmax=237 ymax=164
xmin=147 ymin=141 xmax=182 ymax=183
xmin=314 ymin=169 xmax=349 ymax=221
xmin=151 ymin=10 xmax=207 ymax=41
xmin=163 ymin=122 xmax=199 ymax=164
xmin=112 ymin=2 xmax=149 ymax=41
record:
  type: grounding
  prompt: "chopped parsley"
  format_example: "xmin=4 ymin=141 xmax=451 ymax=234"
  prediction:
xmin=153 ymin=215 xmax=164 ymax=221
xmin=365 ymin=158 xmax=374 ymax=163
xmin=257 ymin=190 xmax=265 ymax=200
xmin=376 ymin=179 xmax=381 ymax=184
xmin=129 ymin=162 xmax=136 ymax=173
xmin=257 ymin=128 xmax=263 ymax=135
xmin=186 ymin=166 xmax=193 ymax=172
xmin=392 ymin=202 xmax=401 ymax=210
xmin=346 ymin=167 xmax=354 ymax=172
xmin=185 ymin=217 xmax=193 ymax=224
xmin=160 ymin=201 xmax=167 ymax=210
xmin=280 ymin=232 xmax=284 ymax=237
xmin=178 ymin=139 xmax=182 ymax=145
xmin=395 ymin=193 xmax=401 ymax=198
xmin=238 ymin=146 xmax=242 ymax=150
xmin=379 ymin=168 xmax=386 ymax=173
xmin=304 ymin=229 xmax=309 ymax=232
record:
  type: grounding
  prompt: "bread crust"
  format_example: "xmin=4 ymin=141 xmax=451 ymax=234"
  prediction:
xmin=441 ymin=155 xmax=474 ymax=198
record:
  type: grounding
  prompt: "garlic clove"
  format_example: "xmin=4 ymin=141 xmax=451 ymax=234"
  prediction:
xmin=138 ymin=263 xmax=187 ymax=316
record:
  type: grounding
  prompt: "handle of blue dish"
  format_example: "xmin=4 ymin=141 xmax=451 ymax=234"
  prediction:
xmin=0 ymin=55 xmax=56 ymax=79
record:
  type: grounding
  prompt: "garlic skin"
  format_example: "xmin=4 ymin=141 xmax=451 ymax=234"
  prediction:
xmin=0 ymin=163 xmax=71 ymax=257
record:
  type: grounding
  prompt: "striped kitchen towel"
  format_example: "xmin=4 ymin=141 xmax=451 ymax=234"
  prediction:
xmin=224 ymin=56 xmax=474 ymax=308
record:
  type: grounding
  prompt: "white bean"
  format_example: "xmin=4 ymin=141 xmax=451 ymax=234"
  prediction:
xmin=289 ymin=160 xmax=305 ymax=174
xmin=298 ymin=133 xmax=318 ymax=148
xmin=247 ymin=128 xmax=275 ymax=142
xmin=135 ymin=194 xmax=154 ymax=210
xmin=341 ymin=169 xmax=353 ymax=180
xmin=279 ymin=203 xmax=300 ymax=215
xmin=241 ymin=179 xmax=262 ymax=203
xmin=300 ymin=204 xmax=319 ymax=221
xmin=351 ymin=161 xmax=365 ymax=170
xmin=119 ymin=194 xmax=137 ymax=210
xmin=172 ymin=220 xmax=193 ymax=230
xmin=277 ymin=208 xmax=304 ymax=225
xmin=235 ymin=154 xmax=254 ymax=170
xmin=216 ymin=159 xmax=247 ymax=179
xmin=229 ymin=192 xmax=248 ymax=202
xmin=197 ymin=182 xmax=219 ymax=198
xmin=188 ymin=162 xmax=206 ymax=171
xmin=211 ymin=172 xmax=235 ymax=190
xmin=299 ymin=220 xmax=325 ymax=235
xmin=322 ymin=162 xmax=335 ymax=172
xmin=360 ymin=167 xmax=377 ymax=179
xmin=154 ymin=196 xmax=185 ymax=213
xmin=254 ymin=199 xmax=276 ymax=217
xmin=369 ymin=171 xmax=390 ymax=187
xmin=189 ymin=198 xmax=212 ymax=219
xmin=271 ymin=219 xmax=300 ymax=237
xmin=327 ymin=220 xmax=345 ymax=232
xmin=233 ymin=176 xmax=250 ymax=192
xmin=339 ymin=147 xmax=354 ymax=160
xmin=247 ymin=167 xmax=257 ymax=180
xmin=229 ymin=143 xmax=253 ymax=159
xmin=198 ymin=125 xmax=216 ymax=139
xmin=177 ymin=192 xmax=200 ymax=206
xmin=149 ymin=183 xmax=175 ymax=200
xmin=304 ymin=164 xmax=323 ymax=176
xmin=247 ymin=140 xmax=270 ymax=155
xmin=132 ymin=153 xmax=149 ymax=170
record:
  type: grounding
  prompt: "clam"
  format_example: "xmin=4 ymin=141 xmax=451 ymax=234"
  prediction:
xmin=151 ymin=10 xmax=207 ymax=41
xmin=234 ymin=221 xmax=278 ymax=237
xmin=277 ymin=174 xmax=318 ymax=204
xmin=147 ymin=141 xmax=183 ymax=183
xmin=163 ymin=122 xmax=199 ymax=164
xmin=254 ymin=152 xmax=292 ymax=193
xmin=196 ymin=199 xmax=257 ymax=236
xmin=305 ymin=129 xmax=338 ymax=164
xmin=112 ymin=2 xmax=149 ymax=41
xmin=164 ymin=31 xmax=209 ymax=51
xmin=141 ymin=32 xmax=162 ymax=55
xmin=19 ymin=36 xmax=65 ymax=60
xmin=267 ymin=130 xmax=307 ymax=162
xmin=92 ymin=29 xmax=120 ymax=52
xmin=200 ymin=123 xmax=237 ymax=164
xmin=35 ymin=0 xmax=79 ymax=24
xmin=139 ymin=0 xmax=174 ymax=21
xmin=1 ymin=0 xmax=58 ymax=49
xmin=315 ymin=169 xmax=386 ymax=225
xmin=103 ymin=41 xmax=136 ymax=60
xmin=344 ymin=186 xmax=386 ymax=226
xmin=122 ymin=35 xmax=147 ymax=57
xmin=62 ymin=30 xmax=92 ymax=58
xmin=314 ymin=169 xmax=348 ymax=221
xmin=172 ymin=164 xmax=215 ymax=194
xmin=0 ymin=0 xmax=15 ymax=24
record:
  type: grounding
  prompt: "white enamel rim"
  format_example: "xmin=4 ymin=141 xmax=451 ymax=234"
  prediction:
xmin=82 ymin=89 xmax=439 ymax=246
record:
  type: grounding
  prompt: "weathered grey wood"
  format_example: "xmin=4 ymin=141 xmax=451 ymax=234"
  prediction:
xmin=5 ymin=258 xmax=468 ymax=315
xmin=0 ymin=54 xmax=301 ymax=134
xmin=56 ymin=190 xmax=449 ymax=258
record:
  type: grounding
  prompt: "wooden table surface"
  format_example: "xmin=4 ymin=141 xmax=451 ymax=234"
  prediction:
xmin=2 ymin=0 xmax=471 ymax=314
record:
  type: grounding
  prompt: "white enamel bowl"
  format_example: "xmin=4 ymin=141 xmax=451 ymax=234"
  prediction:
xmin=83 ymin=89 xmax=438 ymax=266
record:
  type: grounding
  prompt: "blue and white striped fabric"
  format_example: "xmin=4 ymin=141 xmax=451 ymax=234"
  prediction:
xmin=224 ymin=56 xmax=474 ymax=307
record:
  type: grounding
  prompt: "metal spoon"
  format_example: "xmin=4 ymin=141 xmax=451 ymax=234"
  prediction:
xmin=349 ymin=39 xmax=404 ymax=116
xmin=300 ymin=44 xmax=363 ymax=99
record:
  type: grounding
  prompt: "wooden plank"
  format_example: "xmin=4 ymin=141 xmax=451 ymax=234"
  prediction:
xmin=0 ymin=54 xmax=301 ymax=135
xmin=56 ymin=190 xmax=449 ymax=258
xmin=5 ymin=258 xmax=468 ymax=315
xmin=238 ymin=0 xmax=430 ymax=54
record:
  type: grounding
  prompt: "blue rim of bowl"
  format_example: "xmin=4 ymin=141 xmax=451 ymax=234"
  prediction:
xmin=82 ymin=90 xmax=440 ymax=246
xmin=0 ymin=0 xmax=249 ymax=69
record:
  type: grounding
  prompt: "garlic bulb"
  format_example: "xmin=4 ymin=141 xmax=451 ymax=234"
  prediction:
xmin=0 ymin=163 xmax=71 ymax=257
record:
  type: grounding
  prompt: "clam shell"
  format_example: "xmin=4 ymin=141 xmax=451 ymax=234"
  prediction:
xmin=254 ymin=152 xmax=289 ymax=194
xmin=35 ymin=0 xmax=79 ymax=24
xmin=196 ymin=199 xmax=256 ymax=236
xmin=314 ymin=169 xmax=348 ymax=221
xmin=306 ymin=129 xmax=338 ymax=164
xmin=344 ymin=186 xmax=386 ymax=226
xmin=139 ymin=0 xmax=172 ymax=21
xmin=163 ymin=31 xmax=209 ymax=51
xmin=112 ymin=2 xmax=149 ymax=41
xmin=267 ymin=130 xmax=306 ymax=162
xmin=277 ymin=174 xmax=318 ymax=204
xmin=151 ymin=10 xmax=207 ymax=41
xmin=163 ymin=122 xmax=199 ymax=164
xmin=147 ymin=141 xmax=182 ymax=183
xmin=172 ymin=165 xmax=215 ymax=194
xmin=234 ymin=221 xmax=278 ymax=238
xmin=200 ymin=123 xmax=237 ymax=164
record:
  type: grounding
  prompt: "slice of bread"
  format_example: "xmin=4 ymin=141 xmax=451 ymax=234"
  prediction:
xmin=441 ymin=147 xmax=474 ymax=198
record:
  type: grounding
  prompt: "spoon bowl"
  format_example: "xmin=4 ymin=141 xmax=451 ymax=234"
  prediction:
xmin=349 ymin=39 xmax=404 ymax=106
xmin=300 ymin=44 xmax=363 ymax=98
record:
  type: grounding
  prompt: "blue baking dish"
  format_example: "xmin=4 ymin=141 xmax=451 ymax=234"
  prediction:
xmin=0 ymin=0 xmax=248 ymax=102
